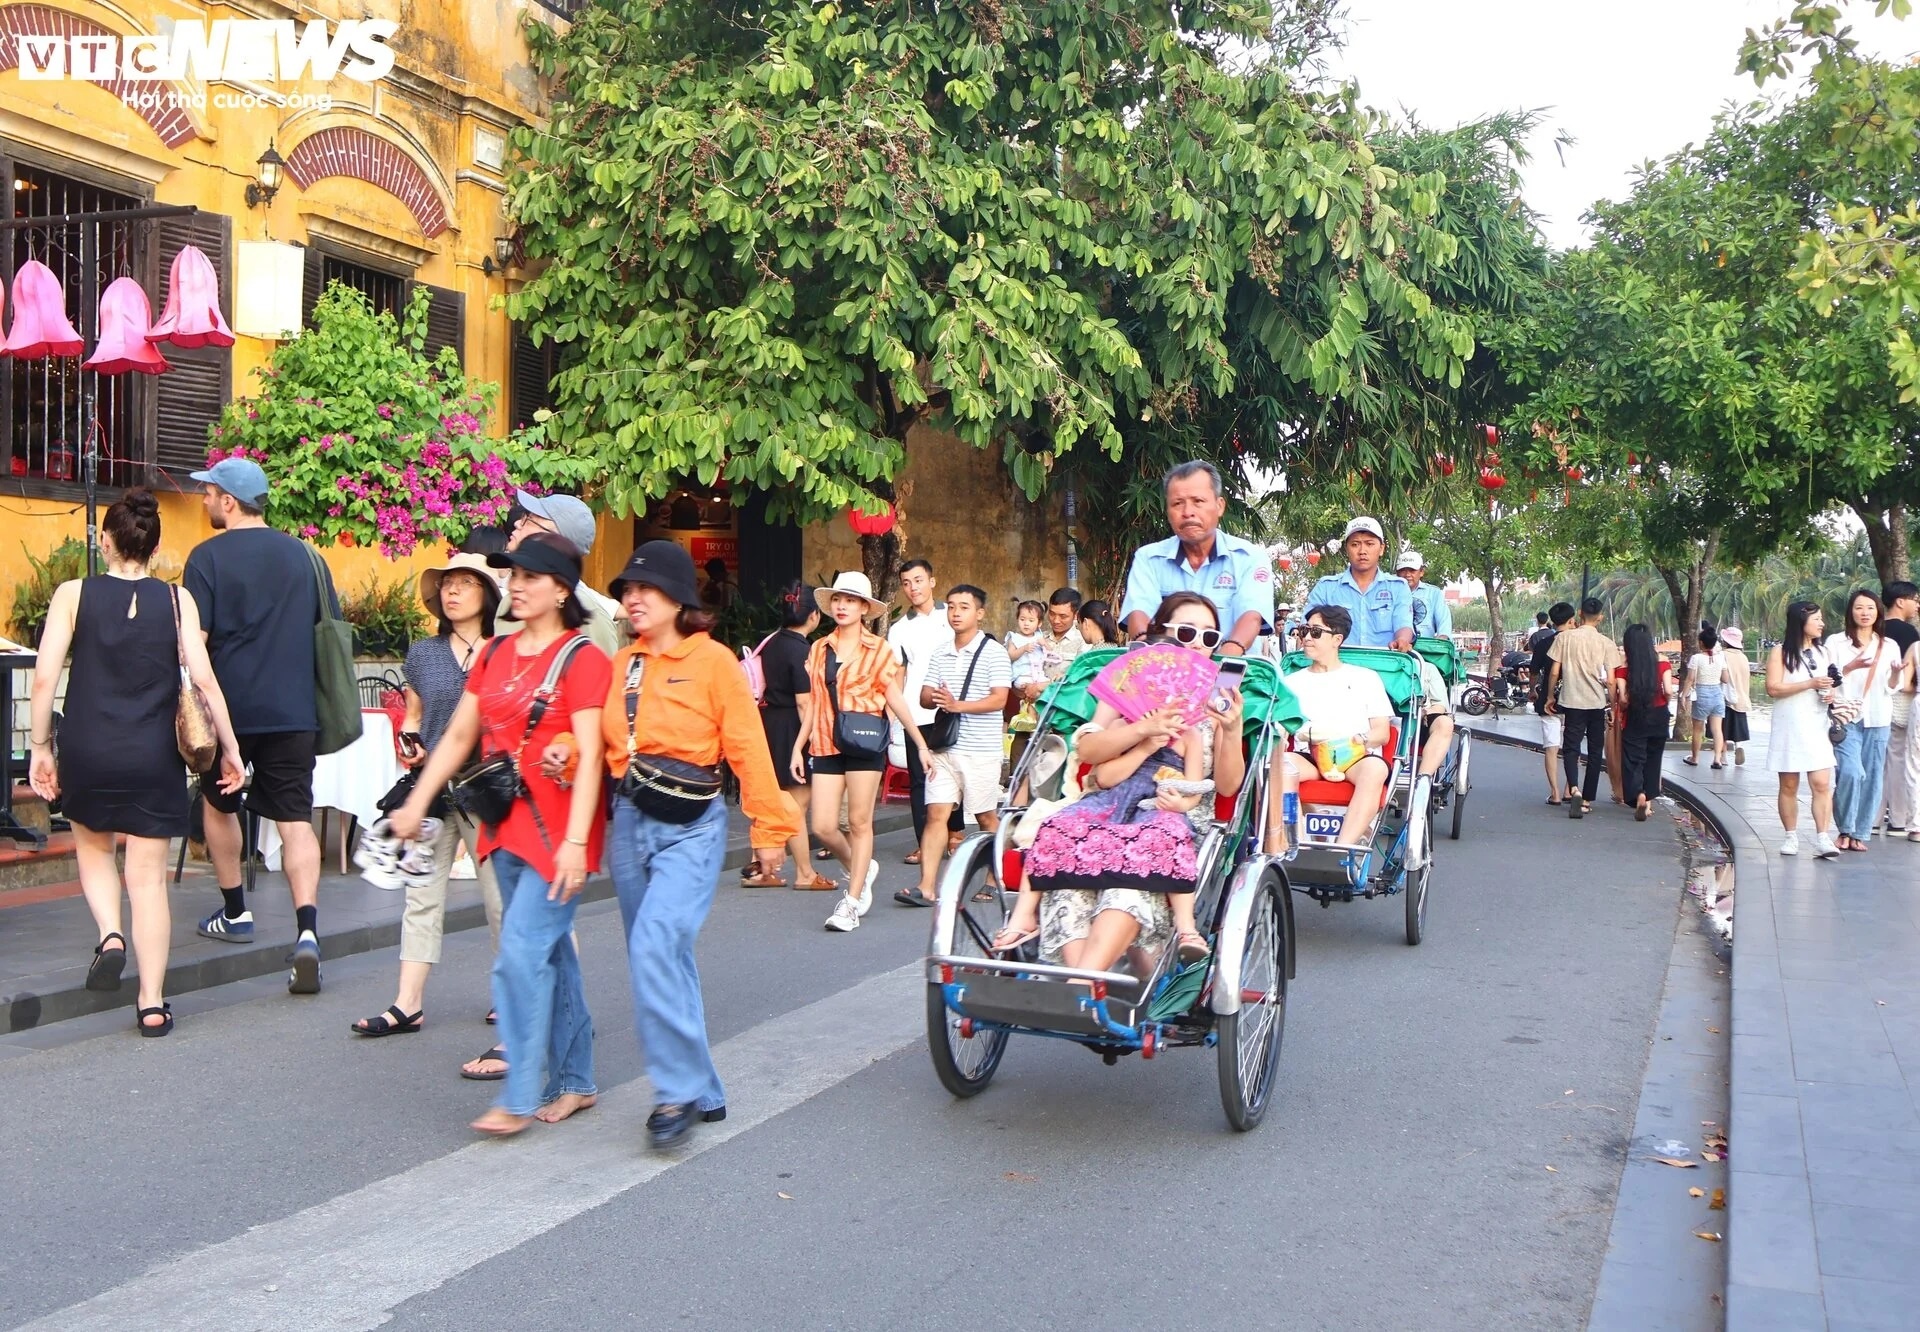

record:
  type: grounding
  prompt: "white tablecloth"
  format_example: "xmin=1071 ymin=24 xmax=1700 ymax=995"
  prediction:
xmin=261 ymin=711 xmax=401 ymax=870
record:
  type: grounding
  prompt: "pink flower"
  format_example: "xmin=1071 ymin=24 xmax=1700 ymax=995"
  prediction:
xmin=376 ymin=404 xmax=395 ymax=420
xmin=300 ymin=524 xmax=320 ymax=538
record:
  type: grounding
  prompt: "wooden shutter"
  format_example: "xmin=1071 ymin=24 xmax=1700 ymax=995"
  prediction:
xmin=151 ymin=211 xmax=234 ymax=480
xmin=509 ymin=323 xmax=555 ymax=429
xmin=302 ymin=243 xmax=324 ymax=321
xmin=415 ymin=283 xmax=464 ymax=366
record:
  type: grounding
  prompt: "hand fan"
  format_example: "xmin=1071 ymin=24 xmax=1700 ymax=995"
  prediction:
xmin=1088 ymin=643 xmax=1220 ymax=727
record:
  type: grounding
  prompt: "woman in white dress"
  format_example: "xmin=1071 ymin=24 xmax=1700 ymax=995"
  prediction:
xmin=1825 ymin=589 xmax=1902 ymax=852
xmin=1766 ymin=600 xmax=1839 ymax=859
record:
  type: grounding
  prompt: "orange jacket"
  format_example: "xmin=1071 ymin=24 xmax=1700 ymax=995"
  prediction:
xmin=602 ymin=633 xmax=800 ymax=850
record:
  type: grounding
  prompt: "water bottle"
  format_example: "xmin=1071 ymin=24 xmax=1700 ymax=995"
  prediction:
xmin=1281 ymin=790 xmax=1301 ymax=834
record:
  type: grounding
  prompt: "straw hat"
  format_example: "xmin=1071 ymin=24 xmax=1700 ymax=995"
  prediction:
xmin=419 ymin=552 xmax=502 ymax=615
xmin=815 ymin=571 xmax=888 ymax=617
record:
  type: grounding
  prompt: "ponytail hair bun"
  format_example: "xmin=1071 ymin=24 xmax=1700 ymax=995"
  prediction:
xmin=102 ymin=485 xmax=163 ymax=563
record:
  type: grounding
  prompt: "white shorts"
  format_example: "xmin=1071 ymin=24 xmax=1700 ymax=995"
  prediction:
xmin=926 ymin=748 xmax=1003 ymax=818
xmin=1541 ymin=714 xmax=1564 ymax=747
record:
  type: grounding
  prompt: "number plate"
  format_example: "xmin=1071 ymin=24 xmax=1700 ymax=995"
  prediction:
xmin=1303 ymin=811 xmax=1344 ymax=839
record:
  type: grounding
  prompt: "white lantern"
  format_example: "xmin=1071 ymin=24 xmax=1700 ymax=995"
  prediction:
xmin=232 ymin=241 xmax=306 ymax=339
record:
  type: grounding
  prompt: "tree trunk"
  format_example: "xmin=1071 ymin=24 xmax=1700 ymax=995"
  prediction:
xmin=1480 ymin=566 xmax=1502 ymax=676
xmin=1851 ymin=499 xmax=1910 ymax=584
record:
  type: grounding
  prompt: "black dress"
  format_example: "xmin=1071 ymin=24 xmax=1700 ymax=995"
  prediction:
xmin=759 ymin=628 xmax=812 ymax=790
xmin=56 ymin=576 xmax=190 ymax=838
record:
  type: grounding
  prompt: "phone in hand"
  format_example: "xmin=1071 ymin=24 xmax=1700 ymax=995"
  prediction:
xmin=1211 ymin=657 xmax=1249 ymax=714
xmin=398 ymin=731 xmax=425 ymax=760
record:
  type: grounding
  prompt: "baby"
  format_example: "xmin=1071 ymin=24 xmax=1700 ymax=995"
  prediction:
xmin=1005 ymin=600 xmax=1046 ymax=688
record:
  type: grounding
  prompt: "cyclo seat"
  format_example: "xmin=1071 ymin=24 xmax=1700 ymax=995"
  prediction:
xmin=1277 ymin=647 xmax=1422 ymax=828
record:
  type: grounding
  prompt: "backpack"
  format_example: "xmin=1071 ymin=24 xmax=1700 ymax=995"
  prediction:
xmin=740 ymin=631 xmax=781 ymax=705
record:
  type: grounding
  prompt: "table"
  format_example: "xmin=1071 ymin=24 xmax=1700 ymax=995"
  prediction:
xmin=260 ymin=710 xmax=400 ymax=870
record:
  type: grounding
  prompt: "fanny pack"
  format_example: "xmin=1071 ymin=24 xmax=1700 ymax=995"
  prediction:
xmin=826 ymin=646 xmax=888 ymax=757
xmin=447 ymin=636 xmax=589 ymax=839
xmin=616 ymin=654 xmax=723 ymax=824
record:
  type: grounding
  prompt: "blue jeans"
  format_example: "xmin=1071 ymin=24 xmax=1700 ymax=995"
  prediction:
xmin=1834 ymin=722 xmax=1891 ymax=842
xmin=489 ymin=849 xmax=596 ymax=1117
xmin=608 ymin=799 xmax=729 ymax=1112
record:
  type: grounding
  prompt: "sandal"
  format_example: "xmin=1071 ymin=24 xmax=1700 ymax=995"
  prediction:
xmin=351 ymin=1005 xmax=423 ymax=1037
xmin=894 ymin=887 xmax=936 ymax=907
xmin=1545 ymin=798 xmax=1562 ymax=807
xmin=792 ymin=873 xmax=838 ymax=891
xmin=461 ymin=1045 xmax=509 ymax=1081
xmin=990 ymin=924 xmax=1038 ymax=953
xmin=485 ymin=1009 xmax=497 ymax=1026
xmin=470 ymin=1108 xmax=533 ymax=1138
xmin=86 ymin=932 xmax=127 ymax=992
xmin=904 ymin=850 xmax=922 ymax=865
xmin=971 ymin=885 xmax=1000 ymax=903
xmin=1175 ymin=930 xmax=1211 ymax=962
xmin=813 ymin=847 xmax=835 ymax=861
xmin=135 ymin=1002 xmax=173 ymax=1037
xmin=739 ymin=872 xmax=788 ymax=887
xmin=1681 ymin=756 xmax=1699 ymax=766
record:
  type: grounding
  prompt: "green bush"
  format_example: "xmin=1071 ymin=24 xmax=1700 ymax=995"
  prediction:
xmin=8 ymin=538 xmax=87 ymax=647
xmin=340 ymin=574 xmax=428 ymax=659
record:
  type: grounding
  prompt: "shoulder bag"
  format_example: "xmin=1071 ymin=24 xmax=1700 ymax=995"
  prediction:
xmin=170 ymin=584 xmax=218 ymax=773
xmin=304 ymin=543 xmax=362 ymax=755
xmin=447 ymin=635 xmax=589 ymax=836
xmin=615 ymin=653 xmax=724 ymax=823
xmin=920 ymin=640 xmax=985 ymax=753
xmin=826 ymin=645 xmax=888 ymax=757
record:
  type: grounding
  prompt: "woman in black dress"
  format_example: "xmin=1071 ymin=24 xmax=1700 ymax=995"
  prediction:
xmin=27 ymin=489 xmax=243 ymax=1036
xmin=741 ymin=582 xmax=831 ymax=888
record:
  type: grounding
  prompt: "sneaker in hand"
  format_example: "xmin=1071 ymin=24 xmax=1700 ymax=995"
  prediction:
xmin=824 ymin=895 xmax=861 ymax=933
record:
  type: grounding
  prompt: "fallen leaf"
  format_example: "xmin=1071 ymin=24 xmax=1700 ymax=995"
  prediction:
xmin=1710 ymin=1189 xmax=1726 ymax=1211
xmin=1653 ymin=1157 xmax=1699 ymax=1168
xmin=1701 ymin=1152 xmax=1725 ymax=1162
xmin=777 ymin=1191 xmax=794 ymax=1200
xmin=1707 ymin=1027 xmax=1722 ymax=1034
xmin=1544 ymin=1165 xmax=1558 ymax=1172
xmin=1705 ymin=1133 xmax=1728 ymax=1149
xmin=1689 ymin=1187 xmax=1706 ymax=1198
xmin=1003 ymin=1171 xmax=1038 ymax=1184
xmin=1694 ymin=1230 xmax=1722 ymax=1242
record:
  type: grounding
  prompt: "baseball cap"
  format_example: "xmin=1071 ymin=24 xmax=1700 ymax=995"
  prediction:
xmin=487 ymin=530 xmax=583 ymax=587
xmin=1342 ymin=516 xmax=1384 ymax=543
xmin=515 ymin=490 xmax=596 ymax=554
xmin=189 ymin=457 xmax=269 ymax=507
xmin=1395 ymin=549 xmax=1425 ymax=571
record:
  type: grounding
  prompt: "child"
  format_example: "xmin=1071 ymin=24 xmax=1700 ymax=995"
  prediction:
xmin=1006 ymin=600 xmax=1046 ymax=689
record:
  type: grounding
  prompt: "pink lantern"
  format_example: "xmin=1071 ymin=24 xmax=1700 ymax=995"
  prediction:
xmin=84 ymin=277 xmax=170 ymax=375
xmin=148 ymin=244 xmax=234 ymax=349
xmin=4 ymin=260 xmax=84 ymax=358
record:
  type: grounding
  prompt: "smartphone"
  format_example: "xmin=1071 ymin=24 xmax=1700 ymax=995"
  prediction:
xmin=1211 ymin=658 xmax=1249 ymax=713
xmin=398 ymin=731 xmax=425 ymax=760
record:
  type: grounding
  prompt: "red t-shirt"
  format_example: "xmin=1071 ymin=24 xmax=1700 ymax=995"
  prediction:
xmin=465 ymin=633 xmax=612 ymax=882
xmin=1612 ymin=660 xmax=1672 ymax=707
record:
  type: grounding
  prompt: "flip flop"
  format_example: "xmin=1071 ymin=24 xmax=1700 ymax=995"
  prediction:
xmin=904 ymin=851 xmax=922 ymax=865
xmin=990 ymin=925 xmax=1038 ymax=953
xmin=86 ymin=933 xmax=127 ymax=992
xmin=1545 ymin=798 xmax=1562 ymax=807
xmin=894 ymin=887 xmax=936 ymax=907
xmin=461 ymin=1045 xmax=509 ymax=1081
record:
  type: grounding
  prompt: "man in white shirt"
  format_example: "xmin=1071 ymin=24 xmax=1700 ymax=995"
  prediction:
xmin=901 ymin=585 xmax=1012 ymax=906
xmin=888 ymin=558 xmax=959 ymax=860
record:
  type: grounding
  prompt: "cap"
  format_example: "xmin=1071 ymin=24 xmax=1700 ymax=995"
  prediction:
xmin=1395 ymin=549 xmax=1425 ymax=571
xmin=608 ymin=540 xmax=703 ymax=608
xmin=515 ymin=490 xmax=596 ymax=554
xmin=486 ymin=530 xmax=583 ymax=588
xmin=190 ymin=457 xmax=269 ymax=507
xmin=1342 ymin=516 xmax=1384 ymax=544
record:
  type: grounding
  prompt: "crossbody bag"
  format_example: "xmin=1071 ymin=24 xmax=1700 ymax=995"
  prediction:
xmin=615 ymin=653 xmax=724 ymax=824
xmin=447 ymin=634 xmax=590 ymax=843
xmin=825 ymin=646 xmax=888 ymax=757
xmin=920 ymin=639 xmax=985 ymax=753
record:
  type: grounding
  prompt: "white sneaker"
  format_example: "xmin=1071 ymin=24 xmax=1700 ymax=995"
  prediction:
xmin=824 ymin=894 xmax=861 ymax=933
xmin=1908 ymin=830 xmax=1920 ymax=843
xmin=1779 ymin=832 xmax=1799 ymax=857
xmin=1814 ymin=833 xmax=1841 ymax=860
xmin=854 ymin=860 xmax=879 ymax=916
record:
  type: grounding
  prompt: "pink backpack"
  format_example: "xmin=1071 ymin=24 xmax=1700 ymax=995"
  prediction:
xmin=741 ymin=632 xmax=780 ymax=705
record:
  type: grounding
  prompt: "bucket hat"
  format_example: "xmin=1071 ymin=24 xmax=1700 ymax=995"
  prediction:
xmin=608 ymin=540 xmax=703 ymax=607
xmin=418 ymin=552 xmax=503 ymax=616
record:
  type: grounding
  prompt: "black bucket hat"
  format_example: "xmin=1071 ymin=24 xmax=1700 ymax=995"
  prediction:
xmin=608 ymin=540 xmax=704 ymax=608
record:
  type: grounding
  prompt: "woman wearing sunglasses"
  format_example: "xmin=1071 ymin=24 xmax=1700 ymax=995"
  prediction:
xmin=992 ymin=593 xmax=1244 ymax=967
xmin=1281 ymin=605 xmax=1394 ymax=846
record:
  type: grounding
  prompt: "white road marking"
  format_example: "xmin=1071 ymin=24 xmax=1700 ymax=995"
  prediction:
xmin=16 ymin=964 xmax=926 ymax=1332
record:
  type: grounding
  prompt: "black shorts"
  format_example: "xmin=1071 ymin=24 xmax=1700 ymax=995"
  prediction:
xmin=202 ymin=731 xmax=317 ymax=822
xmin=811 ymin=750 xmax=887 ymax=776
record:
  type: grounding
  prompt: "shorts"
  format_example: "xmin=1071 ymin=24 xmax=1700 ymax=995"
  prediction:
xmin=202 ymin=730 xmax=317 ymax=822
xmin=1541 ymin=714 xmax=1564 ymax=748
xmin=925 ymin=748 xmax=1003 ymax=818
xmin=810 ymin=750 xmax=887 ymax=776
xmin=1691 ymin=684 xmax=1726 ymax=721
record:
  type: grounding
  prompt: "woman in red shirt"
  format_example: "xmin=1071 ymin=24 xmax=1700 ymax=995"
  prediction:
xmin=394 ymin=533 xmax=612 ymax=1137
xmin=1611 ymin=623 xmax=1677 ymax=822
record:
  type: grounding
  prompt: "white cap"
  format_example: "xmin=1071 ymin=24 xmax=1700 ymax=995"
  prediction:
xmin=1342 ymin=516 xmax=1384 ymax=543
xmin=1395 ymin=549 xmax=1425 ymax=571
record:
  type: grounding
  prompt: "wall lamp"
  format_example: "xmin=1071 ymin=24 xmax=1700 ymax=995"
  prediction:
xmin=244 ymin=142 xmax=284 ymax=209
xmin=481 ymin=235 xmax=516 ymax=276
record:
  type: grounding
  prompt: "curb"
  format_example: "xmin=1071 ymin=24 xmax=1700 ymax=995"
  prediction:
xmin=3 ymin=807 xmax=915 ymax=1035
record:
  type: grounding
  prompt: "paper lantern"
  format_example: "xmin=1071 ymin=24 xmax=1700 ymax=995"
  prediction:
xmin=1276 ymin=554 xmax=1292 ymax=571
xmin=846 ymin=503 xmax=896 ymax=537
xmin=149 ymin=244 xmax=235 ymax=349
xmin=1478 ymin=469 xmax=1506 ymax=491
xmin=4 ymin=260 xmax=83 ymax=358
xmin=1565 ymin=465 xmax=1584 ymax=482
xmin=1306 ymin=551 xmax=1322 ymax=567
xmin=84 ymin=277 xmax=170 ymax=375
xmin=1437 ymin=454 xmax=1455 ymax=477
xmin=1482 ymin=424 xmax=1499 ymax=449
xmin=232 ymin=241 xmax=305 ymax=339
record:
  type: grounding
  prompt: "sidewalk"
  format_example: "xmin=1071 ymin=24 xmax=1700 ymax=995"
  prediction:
xmin=0 ymin=803 xmax=912 ymax=1038
xmin=1481 ymin=711 xmax=1920 ymax=1330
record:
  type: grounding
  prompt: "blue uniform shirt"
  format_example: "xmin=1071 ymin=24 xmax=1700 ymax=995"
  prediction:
xmin=1407 ymin=582 xmax=1451 ymax=638
xmin=1120 ymin=529 xmax=1275 ymax=639
xmin=1303 ymin=566 xmax=1413 ymax=648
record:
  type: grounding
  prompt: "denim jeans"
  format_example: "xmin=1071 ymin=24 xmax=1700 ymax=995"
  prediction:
xmin=1834 ymin=722 xmax=1891 ymax=842
xmin=608 ymin=799 xmax=730 ymax=1113
xmin=489 ymin=848 xmax=596 ymax=1117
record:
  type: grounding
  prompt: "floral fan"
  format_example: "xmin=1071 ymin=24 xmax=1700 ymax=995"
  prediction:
xmin=1088 ymin=643 xmax=1219 ymax=728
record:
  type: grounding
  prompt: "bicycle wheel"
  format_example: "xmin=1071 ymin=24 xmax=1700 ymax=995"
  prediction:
xmin=926 ymin=851 xmax=1010 ymax=1098
xmin=1217 ymin=876 xmax=1287 ymax=1131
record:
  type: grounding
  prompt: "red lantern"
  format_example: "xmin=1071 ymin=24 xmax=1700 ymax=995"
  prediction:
xmin=1478 ymin=469 xmax=1506 ymax=491
xmin=1482 ymin=424 xmax=1500 ymax=449
xmin=1307 ymin=551 xmax=1322 ymax=567
xmin=1566 ymin=465 xmax=1584 ymax=481
xmin=846 ymin=502 xmax=896 ymax=538
xmin=1437 ymin=454 xmax=1456 ymax=477
xmin=1277 ymin=554 xmax=1293 ymax=571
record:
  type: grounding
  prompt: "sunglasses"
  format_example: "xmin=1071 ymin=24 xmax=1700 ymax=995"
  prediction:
xmin=1290 ymin=624 xmax=1338 ymax=641
xmin=1162 ymin=623 xmax=1222 ymax=649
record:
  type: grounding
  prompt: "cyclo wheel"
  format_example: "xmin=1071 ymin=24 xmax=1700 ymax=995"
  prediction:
xmin=1449 ymin=734 xmax=1471 ymax=841
xmin=927 ymin=843 xmax=1010 ymax=1098
xmin=1405 ymin=856 xmax=1431 ymax=944
xmin=1217 ymin=872 xmax=1287 ymax=1131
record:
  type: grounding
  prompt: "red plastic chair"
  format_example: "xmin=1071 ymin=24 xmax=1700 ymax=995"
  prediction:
xmin=882 ymin=763 xmax=912 ymax=804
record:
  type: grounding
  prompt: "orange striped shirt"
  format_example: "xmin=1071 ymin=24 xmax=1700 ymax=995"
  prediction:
xmin=806 ymin=630 xmax=899 ymax=756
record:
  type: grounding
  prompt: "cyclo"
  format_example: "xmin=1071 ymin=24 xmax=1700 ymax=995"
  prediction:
xmin=1274 ymin=645 xmax=1437 ymax=945
xmin=923 ymin=647 xmax=1302 ymax=1131
xmin=1414 ymin=634 xmax=1473 ymax=841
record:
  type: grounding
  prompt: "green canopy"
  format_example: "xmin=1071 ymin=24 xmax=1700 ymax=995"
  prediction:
xmin=1038 ymin=647 xmax=1303 ymax=738
xmin=1414 ymin=635 xmax=1464 ymax=686
xmin=1279 ymin=646 xmax=1423 ymax=712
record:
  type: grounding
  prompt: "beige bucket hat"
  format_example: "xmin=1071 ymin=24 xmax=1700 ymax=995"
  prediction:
xmin=419 ymin=552 xmax=503 ymax=616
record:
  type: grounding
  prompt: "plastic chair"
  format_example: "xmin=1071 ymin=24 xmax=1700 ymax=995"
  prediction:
xmin=882 ymin=763 xmax=912 ymax=804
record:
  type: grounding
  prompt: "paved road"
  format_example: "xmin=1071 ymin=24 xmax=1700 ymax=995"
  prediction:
xmin=0 ymin=747 xmax=1691 ymax=1331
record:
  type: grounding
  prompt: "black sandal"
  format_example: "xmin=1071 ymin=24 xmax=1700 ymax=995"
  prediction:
xmin=893 ymin=888 xmax=936 ymax=907
xmin=351 ymin=1005 xmax=423 ymax=1037
xmin=461 ymin=1045 xmax=509 ymax=1081
xmin=135 ymin=1002 xmax=173 ymax=1037
xmin=86 ymin=933 xmax=127 ymax=992
xmin=485 ymin=1009 xmax=497 ymax=1026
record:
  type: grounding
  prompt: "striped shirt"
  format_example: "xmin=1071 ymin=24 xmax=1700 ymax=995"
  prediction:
xmin=924 ymin=633 xmax=1013 ymax=753
xmin=806 ymin=630 xmax=900 ymax=756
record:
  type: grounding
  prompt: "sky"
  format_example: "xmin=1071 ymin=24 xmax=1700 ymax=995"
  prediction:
xmin=1325 ymin=0 xmax=1916 ymax=250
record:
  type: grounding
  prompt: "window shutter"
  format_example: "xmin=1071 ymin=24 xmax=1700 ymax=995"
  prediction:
xmin=509 ymin=323 xmax=555 ymax=430
xmin=152 ymin=211 xmax=233 ymax=480
xmin=302 ymin=243 xmax=323 ymax=319
xmin=417 ymin=284 xmax=464 ymax=366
